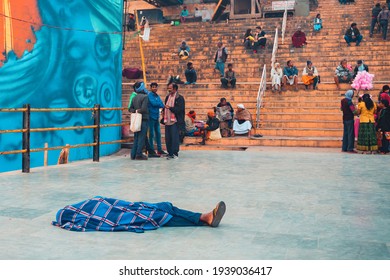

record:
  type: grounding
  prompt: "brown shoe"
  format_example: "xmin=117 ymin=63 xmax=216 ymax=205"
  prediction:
xmin=210 ymin=201 xmax=226 ymax=227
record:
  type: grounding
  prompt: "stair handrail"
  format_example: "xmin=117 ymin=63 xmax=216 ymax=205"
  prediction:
xmin=271 ymin=27 xmax=278 ymax=67
xmin=281 ymin=1 xmax=288 ymax=44
xmin=256 ymin=64 xmax=267 ymax=129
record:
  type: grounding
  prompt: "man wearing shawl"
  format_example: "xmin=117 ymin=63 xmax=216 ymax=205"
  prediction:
xmin=292 ymin=27 xmax=307 ymax=48
xmin=163 ymin=83 xmax=185 ymax=159
xmin=302 ymin=61 xmax=319 ymax=90
xmin=341 ymin=90 xmax=357 ymax=153
xmin=52 ymin=196 xmax=226 ymax=232
xmin=232 ymin=104 xmax=252 ymax=137
xmin=185 ymin=110 xmax=201 ymax=136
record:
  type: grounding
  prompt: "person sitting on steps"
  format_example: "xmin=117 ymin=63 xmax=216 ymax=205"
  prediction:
xmin=221 ymin=63 xmax=236 ymax=89
xmin=232 ymin=104 xmax=252 ymax=137
xmin=334 ymin=59 xmax=353 ymax=90
xmin=302 ymin=61 xmax=319 ymax=90
xmin=282 ymin=60 xmax=299 ymax=91
xmin=344 ymin=22 xmax=363 ymax=47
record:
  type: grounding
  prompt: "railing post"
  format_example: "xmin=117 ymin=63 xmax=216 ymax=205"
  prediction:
xmin=22 ymin=104 xmax=31 ymax=173
xmin=93 ymin=104 xmax=100 ymax=162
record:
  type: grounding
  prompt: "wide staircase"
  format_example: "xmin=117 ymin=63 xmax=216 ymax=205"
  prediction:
xmin=122 ymin=0 xmax=386 ymax=149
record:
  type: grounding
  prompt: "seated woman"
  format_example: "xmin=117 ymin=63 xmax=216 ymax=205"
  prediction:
xmin=271 ymin=62 xmax=283 ymax=92
xmin=243 ymin=29 xmax=255 ymax=49
xmin=313 ymin=14 xmax=322 ymax=31
xmin=52 ymin=196 xmax=226 ymax=232
xmin=232 ymin=104 xmax=252 ymax=137
xmin=302 ymin=61 xmax=319 ymax=90
xmin=200 ymin=111 xmax=221 ymax=145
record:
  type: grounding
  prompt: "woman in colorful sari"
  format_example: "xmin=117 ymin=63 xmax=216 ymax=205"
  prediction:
xmin=302 ymin=61 xmax=319 ymax=90
xmin=357 ymin=93 xmax=378 ymax=153
xmin=313 ymin=14 xmax=322 ymax=31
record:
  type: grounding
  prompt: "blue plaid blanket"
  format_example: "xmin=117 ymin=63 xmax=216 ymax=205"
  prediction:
xmin=52 ymin=196 xmax=173 ymax=233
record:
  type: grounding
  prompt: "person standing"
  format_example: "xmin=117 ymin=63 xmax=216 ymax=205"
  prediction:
xmin=376 ymin=99 xmax=390 ymax=154
xmin=129 ymin=82 xmax=149 ymax=160
xmin=214 ymin=42 xmax=228 ymax=77
xmin=341 ymin=90 xmax=357 ymax=153
xmin=378 ymin=5 xmax=390 ymax=40
xmin=357 ymin=94 xmax=378 ymax=153
xmin=148 ymin=83 xmax=167 ymax=156
xmin=370 ymin=3 xmax=382 ymax=37
xmin=163 ymin=83 xmax=185 ymax=159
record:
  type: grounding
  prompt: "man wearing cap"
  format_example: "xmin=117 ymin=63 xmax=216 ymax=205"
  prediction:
xmin=232 ymin=104 xmax=252 ymax=137
xmin=353 ymin=60 xmax=369 ymax=78
xmin=292 ymin=26 xmax=307 ymax=48
xmin=302 ymin=61 xmax=319 ymax=90
xmin=129 ymin=82 xmax=149 ymax=160
xmin=344 ymin=23 xmax=363 ymax=46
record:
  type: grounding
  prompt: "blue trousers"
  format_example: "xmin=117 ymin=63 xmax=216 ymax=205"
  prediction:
xmin=154 ymin=202 xmax=204 ymax=227
xmin=344 ymin=35 xmax=363 ymax=45
xmin=342 ymin=119 xmax=355 ymax=151
xmin=370 ymin=18 xmax=380 ymax=35
xmin=131 ymin=120 xmax=148 ymax=158
xmin=149 ymin=118 xmax=162 ymax=151
xmin=165 ymin=123 xmax=180 ymax=157
xmin=215 ymin=61 xmax=225 ymax=76
xmin=380 ymin=20 xmax=388 ymax=40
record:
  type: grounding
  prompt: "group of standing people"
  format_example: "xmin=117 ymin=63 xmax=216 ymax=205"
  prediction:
xmin=128 ymin=82 xmax=185 ymax=160
xmin=341 ymin=88 xmax=390 ymax=154
xmin=370 ymin=3 xmax=390 ymax=40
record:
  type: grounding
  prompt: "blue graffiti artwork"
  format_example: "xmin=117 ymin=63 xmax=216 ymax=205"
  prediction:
xmin=0 ymin=0 xmax=123 ymax=172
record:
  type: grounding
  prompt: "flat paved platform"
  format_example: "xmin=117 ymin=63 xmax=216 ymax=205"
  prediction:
xmin=0 ymin=147 xmax=389 ymax=260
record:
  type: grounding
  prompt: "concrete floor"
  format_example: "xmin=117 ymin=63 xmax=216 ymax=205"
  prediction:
xmin=0 ymin=147 xmax=389 ymax=260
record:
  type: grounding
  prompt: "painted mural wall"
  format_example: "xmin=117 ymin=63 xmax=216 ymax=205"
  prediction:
xmin=0 ymin=0 xmax=123 ymax=172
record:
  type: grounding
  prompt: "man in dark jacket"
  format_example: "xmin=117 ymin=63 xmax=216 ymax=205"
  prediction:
xmin=377 ymin=99 xmax=390 ymax=154
xmin=344 ymin=23 xmax=363 ymax=46
xmin=370 ymin=3 xmax=382 ymax=37
xmin=353 ymin=60 xmax=369 ymax=78
xmin=163 ymin=83 xmax=185 ymax=159
xmin=129 ymin=82 xmax=149 ymax=160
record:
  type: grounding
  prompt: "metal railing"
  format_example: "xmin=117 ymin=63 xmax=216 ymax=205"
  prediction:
xmin=271 ymin=27 xmax=278 ymax=67
xmin=281 ymin=2 xmax=288 ymax=44
xmin=0 ymin=105 xmax=129 ymax=173
xmin=256 ymin=64 xmax=267 ymax=129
